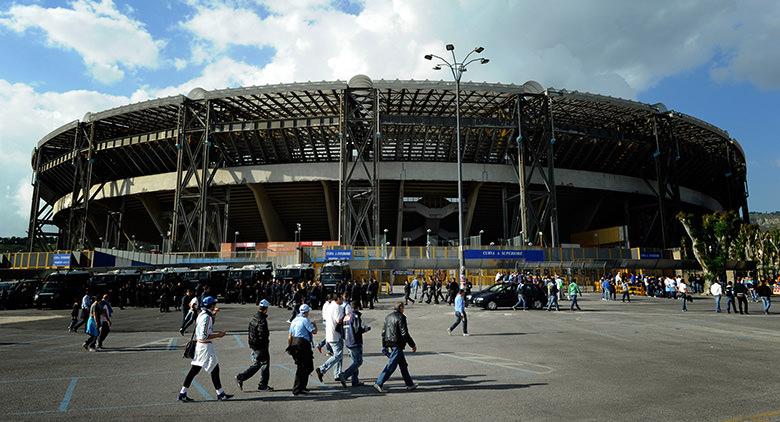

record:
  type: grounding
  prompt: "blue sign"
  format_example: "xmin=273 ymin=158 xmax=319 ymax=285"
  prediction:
xmin=639 ymin=251 xmax=662 ymax=259
xmin=463 ymin=249 xmax=545 ymax=261
xmin=325 ymin=249 xmax=353 ymax=261
xmin=53 ymin=253 xmax=71 ymax=267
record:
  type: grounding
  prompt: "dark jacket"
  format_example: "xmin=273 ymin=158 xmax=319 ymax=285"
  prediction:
xmin=345 ymin=310 xmax=369 ymax=348
xmin=381 ymin=310 xmax=415 ymax=350
xmin=247 ymin=311 xmax=269 ymax=354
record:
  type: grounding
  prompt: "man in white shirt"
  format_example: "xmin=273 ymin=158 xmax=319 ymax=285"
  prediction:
xmin=678 ymin=280 xmax=689 ymax=312
xmin=710 ymin=280 xmax=723 ymax=313
xmin=315 ymin=294 xmax=345 ymax=382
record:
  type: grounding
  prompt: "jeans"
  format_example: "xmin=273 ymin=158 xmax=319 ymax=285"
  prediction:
xmin=72 ymin=309 xmax=88 ymax=331
xmin=727 ymin=296 xmax=737 ymax=313
xmin=236 ymin=349 xmax=270 ymax=388
xmin=375 ymin=347 xmax=414 ymax=387
xmin=319 ymin=340 xmax=344 ymax=379
xmin=761 ymin=297 xmax=771 ymax=313
xmin=547 ymin=295 xmax=559 ymax=311
xmin=411 ymin=286 xmax=418 ymax=300
xmin=570 ymin=294 xmax=581 ymax=310
xmin=340 ymin=345 xmax=363 ymax=385
xmin=449 ymin=311 xmax=468 ymax=334
xmin=98 ymin=321 xmax=110 ymax=347
xmin=713 ymin=295 xmax=722 ymax=312
xmin=513 ymin=295 xmax=527 ymax=310
xmin=622 ymin=291 xmax=630 ymax=302
xmin=681 ymin=296 xmax=688 ymax=312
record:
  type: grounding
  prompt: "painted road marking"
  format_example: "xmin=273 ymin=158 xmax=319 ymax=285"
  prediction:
xmin=437 ymin=351 xmax=554 ymax=375
xmin=232 ymin=334 xmax=245 ymax=348
xmin=0 ymin=315 xmax=64 ymax=325
xmin=58 ymin=377 xmax=78 ymax=412
xmin=191 ymin=380 xmax=213 ymax=400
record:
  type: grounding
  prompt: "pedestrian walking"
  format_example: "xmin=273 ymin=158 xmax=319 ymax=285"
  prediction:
xmin=758 ymin=281 xmax=772 ymax=315
xmin=338 ymin=303 xmax=370 ymax=388
xmin=96 ymin=294 xmax=112 ymax=349
xmin=179 ymin=291 xmax=199 ymax=335
xmin=374 ymin=302 xmax=418 ymax=393
xmin=82 ymin=296 xmax=99 ymax=351
xmin=725 ymin=281 xmax=737 ymax=314
xmin=546 ymin=280 xmax=560 ymax=311
xmin=734 ymin=280 xmax=749 ymax=315
xmin=73 ymin=290 xmax=92 ymax=332
xmin=315 ymin=294 xmax=345 ymax=383
xmin=621 ymin=280 xmax=631 ymax=303
xmin=568 ymin=279 xmax=582 ymax=311
xmin=710 ymin=280 xmax=723 ymax=313
xmin=512 ymin=280 xmax=528 ymax=311
xmin=403 ymin=280 xmax=415 ymax=305
xmin=286 ymin=304 xmax=317 ymax=396
xmin=235 ymin=299 xmax=273 ymax=392
xmin=177 ymin=296 xmax=233 ymax=402
xmin=68 ymin=301 xmax=80 ymax=332
xmin=447 ymin=290 xmax=469 ymax=336
xmin=678 ymin=280 xmax=689 ymax=312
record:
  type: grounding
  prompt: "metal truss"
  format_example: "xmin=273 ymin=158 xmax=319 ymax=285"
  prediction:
xmin=63 ymin=122 xmax=95 ymax=250
xmin=339 ymin=86 xmax=380 ymax=246
xmin=513 ymin=93 xmax=560 ymax=248
xmin=170 ymin=99 xmax=227 ymax=251
xmin=27 ymin=148 xmax=59 ymax=251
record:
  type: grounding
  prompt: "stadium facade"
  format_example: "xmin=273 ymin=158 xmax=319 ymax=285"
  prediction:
xmin=27 ymin=75 xmax=749 ymax=252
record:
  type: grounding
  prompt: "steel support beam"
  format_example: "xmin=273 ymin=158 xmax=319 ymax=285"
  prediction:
xmin=464 ymin=182 xmax=483 ymax=238
xmin=339 ymin=85 xmax=380 ymax=246
xmin=170 ymin=99 xmax=225 ymax=251
xmin=65 ymin=122 xmax=95 ymax=250
xmin=27 ymin=147 xmax=59 ymax=251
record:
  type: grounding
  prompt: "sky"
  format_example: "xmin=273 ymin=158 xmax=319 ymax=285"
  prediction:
xmin=0 ymin=0 xmax=778 ymax=237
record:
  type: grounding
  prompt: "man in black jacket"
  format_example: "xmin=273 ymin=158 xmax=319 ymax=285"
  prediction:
xmin=373 ymin=302 xmax=418 ymax=393
xmin=235 ymin=299 xmax=273 ymax=391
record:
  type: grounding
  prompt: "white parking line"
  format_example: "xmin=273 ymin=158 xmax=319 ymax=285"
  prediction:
xmin=436 ymin=351 xmax=555 ymax=375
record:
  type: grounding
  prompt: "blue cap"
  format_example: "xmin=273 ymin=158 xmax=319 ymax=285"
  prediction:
xmin=298 ymin=304 xmax=311 ymax=314
xmin=202 ymin=296 xmax=217 ymax=307
xmin=258 ymin=299 xmax=270 ymax=308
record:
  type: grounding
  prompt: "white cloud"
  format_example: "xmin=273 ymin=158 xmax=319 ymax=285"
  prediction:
xmin=0 ymin=79 xmax=129 ymax=236
xmin=144 ymin=0 xmax=780 ymax=102
xmin=0 ymin=0 xmax=163 ymax=84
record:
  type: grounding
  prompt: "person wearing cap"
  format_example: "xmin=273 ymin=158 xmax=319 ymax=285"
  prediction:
xmin=287 ymin=304 xmax=318 ymax=396
xmin=178 ymin=296 xmax=233 ymax=402
xmin=374 ymin=302 xmax=418 ymax=393
xmin=235 ymin=299 xmax=273 ymax=392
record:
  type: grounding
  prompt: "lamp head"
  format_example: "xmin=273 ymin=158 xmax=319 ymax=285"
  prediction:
xmin=480 ymin=58 xmax=490 ymax=64
xmin=474 ymin=46 xmax=484 ymax=53
xmin=446 ymin=44 xmax=454 ymax=51
xmin=424 ymin=54 xmax=432 ymax=60
xmin=432 ymin=65 xmax=441 ymax=70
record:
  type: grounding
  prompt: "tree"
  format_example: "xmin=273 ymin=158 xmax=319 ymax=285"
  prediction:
xmin=677 ymin=211 xmax=742 ymax=290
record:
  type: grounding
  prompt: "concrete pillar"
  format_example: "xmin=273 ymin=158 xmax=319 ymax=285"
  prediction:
xmin=248 ymin=183 xmax=286 ymax=241
xmin=464 ymin=182 xmax=483 ymax=238
xmin=321 ymin=181 xmax=337 ymax=241
xmin=137 ymin=193 xmax=166 ymax=235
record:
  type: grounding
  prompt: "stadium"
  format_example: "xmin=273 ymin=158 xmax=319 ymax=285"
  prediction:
xmin=27 ymin=75 xmax=749 ymax=253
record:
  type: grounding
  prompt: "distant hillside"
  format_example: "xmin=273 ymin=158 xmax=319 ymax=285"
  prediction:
xmin=751 ymin=212 xmax=780 ymax=230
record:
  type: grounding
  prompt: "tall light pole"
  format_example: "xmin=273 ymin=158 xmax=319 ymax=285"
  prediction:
xmin=234 ymin=230 xmax=239 ymax=248
xmin=478 ymin=229 xmax=484 ymax=247
xmin=425 ymin=44 xmax=490 ymax=277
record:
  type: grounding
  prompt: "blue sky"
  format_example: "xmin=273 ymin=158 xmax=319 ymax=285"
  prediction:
xmin=0 ymin=0 xmax=778 ymax=237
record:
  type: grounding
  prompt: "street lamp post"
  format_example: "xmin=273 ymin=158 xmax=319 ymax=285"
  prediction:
xmin=131 ymin=234 xmax=136 ymax=252
xmin=383 ymin=228 xmax=389 ymax=258
xmin=478 ymin=229 xmax=484 ymax=247
xmin=425 ymin=44 xmax=489 ymax=278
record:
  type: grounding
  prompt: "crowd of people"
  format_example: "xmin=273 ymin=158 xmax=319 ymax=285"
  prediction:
xmin=403 ymin=274 xmax=469 ymax=306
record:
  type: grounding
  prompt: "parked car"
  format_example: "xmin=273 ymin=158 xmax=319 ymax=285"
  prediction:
xmin=34 ymin=270 xmax=91 ymax=309
xmin=0 ymin=279 xmax=40 ymax=309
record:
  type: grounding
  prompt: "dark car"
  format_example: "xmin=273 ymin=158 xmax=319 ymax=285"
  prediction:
xmin=468 ymin=282 xmax=518 ymax=310
xmin=0 ymin=279 xmax=41 ymax=309
xmin=319 ymin=261 xmax=351 ymax=292
xmin=34 ymin=271 xmax=91 ymax=309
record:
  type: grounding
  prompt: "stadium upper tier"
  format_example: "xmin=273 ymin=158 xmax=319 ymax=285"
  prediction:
xmin=33 ymin=78 xmax=745 ymax=207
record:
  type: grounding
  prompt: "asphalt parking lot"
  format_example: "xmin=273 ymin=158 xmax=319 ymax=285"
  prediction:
xmin=0 ymin=293 xmax=778 ymax=422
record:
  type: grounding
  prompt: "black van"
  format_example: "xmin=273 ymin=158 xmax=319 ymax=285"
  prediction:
xmin=88 ymin=270 xmax=141 ymax=298
xmin=34 ymin=271 xmax=91 ymax=309
xmin=319 ymin=261 xmax=351 ymax=291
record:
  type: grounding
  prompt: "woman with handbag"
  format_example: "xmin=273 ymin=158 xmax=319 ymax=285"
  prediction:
xmin=178 ymin=296 xmax=233 ymax=402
